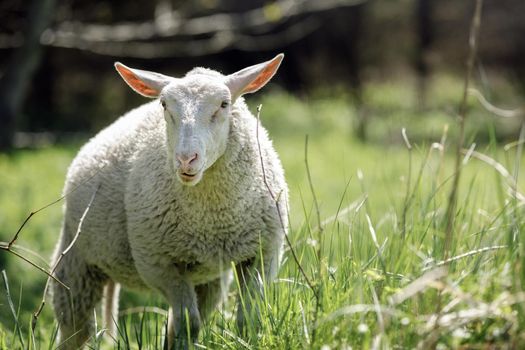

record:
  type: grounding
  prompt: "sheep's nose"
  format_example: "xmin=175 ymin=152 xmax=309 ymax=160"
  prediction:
xmin=176 ymin=153 xmax=198 ymax=168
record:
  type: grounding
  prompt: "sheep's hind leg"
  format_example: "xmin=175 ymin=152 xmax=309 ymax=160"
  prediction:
xmin=103 ymin=280 xmax=121 ymax=339
xmin=52 ymin=244 xmax=107 ymax=350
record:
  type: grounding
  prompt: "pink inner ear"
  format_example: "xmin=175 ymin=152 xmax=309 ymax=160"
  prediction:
xmin=244 ymin=59 xmax=281 ymax=93
xmin=116 ymin=65 xmax=159 ymax=97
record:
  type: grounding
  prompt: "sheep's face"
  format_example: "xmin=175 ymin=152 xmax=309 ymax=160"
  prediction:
xmin=160 ymin=77 xmax=231 ymax=186
xmin=114 ymin=54 xmax=284 ymax=186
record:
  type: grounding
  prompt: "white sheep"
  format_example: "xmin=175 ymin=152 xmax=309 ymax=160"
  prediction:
xmin=50 ymin=54 xmax=288 ymax=349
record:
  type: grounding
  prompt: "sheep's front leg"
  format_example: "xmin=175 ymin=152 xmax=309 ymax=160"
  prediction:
xmin=165 ymin=278 xmax=200 ymax=349
xmin=235 ymin=241 xmax=281 ymax=334
xmin=134 ymin=261 xmax=200 ymax=349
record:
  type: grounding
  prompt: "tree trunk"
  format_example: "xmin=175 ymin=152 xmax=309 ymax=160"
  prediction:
xmin=0 ymin=0 xmax=56 ymax=150
xmin=414 ymin=0 xmax=433 ymax=110
xmin=347 ymin=3 xmax=366 ymax=142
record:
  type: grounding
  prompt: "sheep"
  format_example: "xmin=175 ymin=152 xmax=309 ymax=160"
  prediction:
xmin=50 ymin=54 xmax=289 ymax=349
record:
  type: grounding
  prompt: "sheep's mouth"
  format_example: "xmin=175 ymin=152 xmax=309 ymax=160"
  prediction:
xmin=177 ymin=169 xmax=203 ymax=185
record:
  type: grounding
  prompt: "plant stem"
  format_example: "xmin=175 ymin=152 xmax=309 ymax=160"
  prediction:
xmin=443 ymin=0 xmax=483 ymax=261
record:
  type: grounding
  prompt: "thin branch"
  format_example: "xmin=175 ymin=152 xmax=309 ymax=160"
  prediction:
xmin=7 ymin=163 xmax=106 ymax=248
xmin=32 ymin=184 xmax=100 ymax=327
xmin=422 ymin=245 xmax=507 ymax=271
xmin=254 ymin=104 xmax=318 ymax=298
xmin=8 ymin=201 xmax=59 ymax=249
xmin=436 ymin=3 xmax=483 ymax=348
xmin=468 ymin=88 xmax=524 ymax=118
xmin=42 ymin=17 xmax=321 ymax=58
xmin=443 ymin=0 xmax=483 ymax=260
xmin=46 ymin=0 xmax=366 ymax=42
xmin=6 ymin=243 xmax=50 ymax=267
xmin=1 ymin=163 xmax=105 ymax=326
xmin=462 ymin=142 xmax=476 ymax=165
xmin=59 ymin=184 xmax=99 ymax=259
xmin=0 ymin=243 xmax=68 ymax=289
xmin=463 ymin=148 xmax=525 ymax=203
xmin=401 ymin=127 xmax=412 ymax=150
xmin=504 ymin=139 xmax=525 ymax=152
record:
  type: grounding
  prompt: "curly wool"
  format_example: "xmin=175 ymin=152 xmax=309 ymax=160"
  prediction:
xmin=62 ymin=97 xmax=287 ymax=283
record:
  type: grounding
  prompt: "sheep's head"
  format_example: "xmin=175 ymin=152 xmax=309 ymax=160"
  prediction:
xmin=114 ymin=54 xmax=284 ymax=186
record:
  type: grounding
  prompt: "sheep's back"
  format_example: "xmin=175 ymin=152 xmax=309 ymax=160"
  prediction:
xmin=62 ymin=101 xmax=163 ymax=288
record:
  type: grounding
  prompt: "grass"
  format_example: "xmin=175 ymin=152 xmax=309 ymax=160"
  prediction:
xmin=1 ymin=74 xmax=525 ymax=349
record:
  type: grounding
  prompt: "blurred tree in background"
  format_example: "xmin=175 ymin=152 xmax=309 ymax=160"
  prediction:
xmin=0 ymin=0 xmax=524 ymax=148
xmin=0 ymin=0 xmax=56 ymax=150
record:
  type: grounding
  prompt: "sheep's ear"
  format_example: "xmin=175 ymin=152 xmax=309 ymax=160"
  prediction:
xmin=114 ymin=62 xmax=172 ymax=98
xmin=225 ymin=54 xmax=284 ymax=101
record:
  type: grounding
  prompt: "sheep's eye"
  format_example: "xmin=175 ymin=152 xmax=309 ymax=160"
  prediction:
xmin=160 ymin=100 xmax=166 ymax=109
xmin=220 ymin=101 xmax=228 ymax=108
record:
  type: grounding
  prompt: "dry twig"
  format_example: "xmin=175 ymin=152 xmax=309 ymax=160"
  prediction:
xmin=422 ymin=245 xmax=508 ymax=272
xmin=435 ymin=2 xmax=484 ymax=348
xmin=32 ymin=184 xmax=100 ymax=328
xmin=5 ymin=163 xmax=106 ymax=248
xmin=443 ymin=0 xmax=484 ymax=258
xmin=0 ymin=243 xmax=67 ymax=289
xmin=1 ymin=164 xmax=106 ymax=312
xmin=468 ymin=88 xmax=524 ymax=118
xmin=254 ymin=105 xmax=317 ymax=297
xmin=462 ymin=148 xmax=525 ymax=204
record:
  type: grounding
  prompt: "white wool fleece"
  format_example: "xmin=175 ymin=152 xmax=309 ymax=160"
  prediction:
xmin=51 ymin=55 xmax=288 ymax=349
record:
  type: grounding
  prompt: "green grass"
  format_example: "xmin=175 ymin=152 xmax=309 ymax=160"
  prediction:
xmin=1 ymin=75 xmax=525 ymax=348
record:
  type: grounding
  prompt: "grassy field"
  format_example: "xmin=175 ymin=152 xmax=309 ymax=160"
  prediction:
xmin=1 ymin=75 xmax=525 ymax=349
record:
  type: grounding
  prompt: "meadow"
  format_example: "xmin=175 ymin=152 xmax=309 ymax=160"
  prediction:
xmin=1 ymin=74 xmax=524 ymax=349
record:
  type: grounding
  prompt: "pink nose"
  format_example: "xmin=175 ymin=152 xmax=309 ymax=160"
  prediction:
xmin=176 ymin=153 xmax=198 ymax=168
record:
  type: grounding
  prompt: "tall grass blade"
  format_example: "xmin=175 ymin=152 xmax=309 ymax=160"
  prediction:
xmin=1 ymin=270 xmax=25 ymax=348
